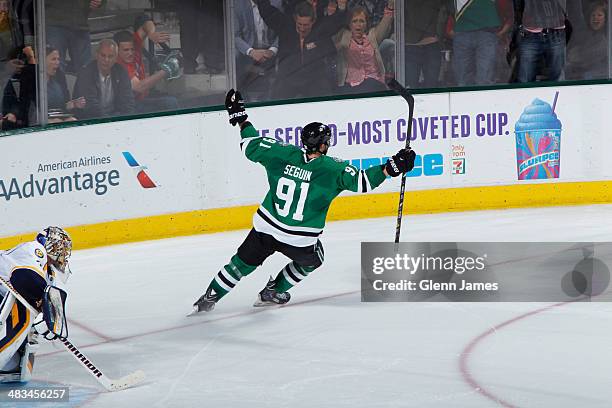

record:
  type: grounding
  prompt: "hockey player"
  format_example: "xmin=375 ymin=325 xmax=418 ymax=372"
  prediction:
xmin=191 ymin=89 xmax=416 ymax=313
xmin=0 ymin=227 xmax=71 ymax=383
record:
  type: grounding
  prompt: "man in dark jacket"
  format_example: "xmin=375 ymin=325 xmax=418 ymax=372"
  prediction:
xmin=404 ymin=0 xmax=449 ymax=88
xmin=178 ymin=0 xmax=225 ymax=74
xmin=253 ymin=0 xmax=346 ymax=99
xmin=73 ymin=39 xmax=135 ymax=119
xmin=45 ymin=0 xmax=106 ymax=73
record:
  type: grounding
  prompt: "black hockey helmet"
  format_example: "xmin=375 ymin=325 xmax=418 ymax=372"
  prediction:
xmin=301 ymin=122 xmax=331 ymax=154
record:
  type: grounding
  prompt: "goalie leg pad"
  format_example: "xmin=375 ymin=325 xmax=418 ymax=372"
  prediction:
xmin=0 ymin=296 xmax=32 ymax=377
xmin=14 ymin=333 xmax=39 ymax=383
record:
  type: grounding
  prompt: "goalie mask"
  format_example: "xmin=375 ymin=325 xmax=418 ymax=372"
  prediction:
xmin=36 ymin=227 xmax=72 ymax=283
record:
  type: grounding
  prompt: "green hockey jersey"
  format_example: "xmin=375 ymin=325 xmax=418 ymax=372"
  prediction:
xmin=240 ymin=123 xmax=388 ymax=247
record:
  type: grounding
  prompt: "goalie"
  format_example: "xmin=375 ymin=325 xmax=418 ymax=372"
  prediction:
xmin=191 ymin=90 xmax=416 ymax=313
xmin=0 ymin=227 xmax=71 ymax=383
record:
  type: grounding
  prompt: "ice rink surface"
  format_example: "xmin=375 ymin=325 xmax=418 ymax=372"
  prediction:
xmin=17 ymin=204 xmax=612 ymax=407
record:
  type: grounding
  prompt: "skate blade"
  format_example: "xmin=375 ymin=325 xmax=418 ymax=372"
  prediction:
xmin=187 ymin=305 xmax=204 ymax=317
xmin=187 ymin=301 xmax=216 ymax=316
xmin=253 ymin=299 xmax=282 ymax=307
xmin=186 ymin=306 xmax=199 ymax=317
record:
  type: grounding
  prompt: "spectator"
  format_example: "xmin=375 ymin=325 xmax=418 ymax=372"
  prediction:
xmin=284 ymin=0 xmax=352 ymax=20
xmin=113 ymin=30 xmax=179 ymax=114
xmin=253 ymin=0 xmax=347 ymax=99
xmin=1 ymin=45 xmax=35 ymax=129
xmin=8 ymin=0 xmax=35 ymax=51
xmin=448 ymin=0 xmax=512 ymax=86
xmin=514 ymin=0 xmax=569 ymax=83
xmin=0 ymin=1 xmax=11 ymax=53
xmin=73 ymin=39 xmax=135 ymax=119
xmin=566 ymin=0 xmax=608 ymax=79
xmin=234 ymin=0 xmax=281 ymax=101
xmin=0 ymin=0 xmax=35 ymax=129
xmin=46 ymin=46 xmax=85 ymax=122
xmin=132 ymin=13 xmax=171 ymax=74
xmin=334 ymin=0 xmax=394 ymax=94
xmin=348 ymin=0 xmax=387 ymax=25
xmin=134 ymin=13 xmax=171 ymax=47
xmin=178 ymin=0 xmax=225 ymax=74
xmin=404 ymin=0 xmax=449 ymax=88
xmin=45 ymin=0 xmax=106 ymax=73
xmin=349 ymin=0 xmax=395 ymax=79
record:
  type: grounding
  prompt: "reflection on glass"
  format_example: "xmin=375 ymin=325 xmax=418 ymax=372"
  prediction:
xmin=0 ymin=0 xmax=37 ymax=131
xmin=403 ymin=0 xmax=448 ymax=89
xmin=176 ymin=0 xmax=227 ymax=106
xmin=1 ymin=46 xmax=36 ymax=130
xmin=234 ymin=0 xmax=281 ymax=102
xmin=514 ymin=0 xmax=569 ymax=83
xmin=45 ymin=0 xmax=105 ymax=74
xmin=566 ymin=0 xmax=609 ymax=80
xmin=249 ymin=0 xmax=345 ymax=99
xmin=447 ymin=0 xmax=512 ymax=86
xmin=180 ymin=0 xmax=225 ymax=74
xmin=0 ymin=0 xmax=605 ymax=132
xmin=46 ymin=46 xmax=82 ymax=122
xmin=113 ymin=26 xmax=179 ymax=114
xmin=73 ymin=39 xmax=135 ymax=119
xmin=333 ymin=0 xmax=394 ymax=95
xmin=39 ymin=0 xmax=230 ymax=120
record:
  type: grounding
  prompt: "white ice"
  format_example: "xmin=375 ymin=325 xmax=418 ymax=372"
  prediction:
xmin=26 ymin=205 xmax=612 ymax=407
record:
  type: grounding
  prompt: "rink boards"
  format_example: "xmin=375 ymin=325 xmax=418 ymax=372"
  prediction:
xmin=1 ymin=84 xmax=611 ymax=249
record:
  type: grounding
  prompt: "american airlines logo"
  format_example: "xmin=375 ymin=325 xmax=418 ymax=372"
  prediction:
xmin=122 ymin=152 xmax=158 ymax=189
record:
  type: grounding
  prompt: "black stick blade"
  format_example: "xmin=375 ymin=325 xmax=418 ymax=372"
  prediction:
xmin=386 ymin=79 xmax=414 ymax=105
xmin=386 ymin=78 xmax=405 ymax=93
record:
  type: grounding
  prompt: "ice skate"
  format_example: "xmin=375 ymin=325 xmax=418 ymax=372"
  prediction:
xmin=189 ymin=287 xmax=218 ymax=316
xmin=253 ymin=277 xmax=291 ymax=307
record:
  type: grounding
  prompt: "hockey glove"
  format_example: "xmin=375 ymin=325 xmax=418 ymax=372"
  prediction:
xmin=225 ymin=89 xmax=248 ymax=126
xmin=384 ymin=148 xmax=416 ymax=177
xmin=40 ymin=285 xmax=69 ymax=340
xmin=159 ymin=51 xmax=182 ymax=80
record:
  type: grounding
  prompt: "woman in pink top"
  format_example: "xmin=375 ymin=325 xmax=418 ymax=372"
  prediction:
xmin=334 ymin=0 xmax=394 ymax=94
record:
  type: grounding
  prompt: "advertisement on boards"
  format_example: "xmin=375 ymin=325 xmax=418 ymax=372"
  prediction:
xmin=0 ymin=115 xmax=203 ymax=235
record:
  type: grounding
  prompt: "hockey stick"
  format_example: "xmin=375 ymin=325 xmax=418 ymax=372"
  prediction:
xmin=386 ymin=79 xmax=415 ymax=243
xmin=58 ymin=337 xmax=145 ymax=391
xmin=0 ymin=276 xmax=145 ymax=391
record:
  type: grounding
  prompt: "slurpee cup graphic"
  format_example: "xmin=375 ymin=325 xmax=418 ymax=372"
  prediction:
xmin=515 ymin=96 xmax=562 ymax=180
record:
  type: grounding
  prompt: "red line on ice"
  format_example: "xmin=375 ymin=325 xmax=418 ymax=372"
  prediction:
xmin=68 ymin=319 xmax=115 ymax=342
xmin=458 ymin=301 xmax=575 ymax=408
xmin=39 ymin=290 xmax=360 ymax=358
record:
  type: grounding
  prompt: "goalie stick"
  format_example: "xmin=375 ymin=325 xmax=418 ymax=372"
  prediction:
xmin=0 ymin=275 xmax=145 ymax=391
xmin=386 ymin=79 xmax=415 ymax=243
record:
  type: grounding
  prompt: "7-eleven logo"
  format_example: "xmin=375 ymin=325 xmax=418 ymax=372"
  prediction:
xmin=452 ymin=158 xmax=465 ymax=175
xmin=122 ymin=152 xmax=158 ymax=188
